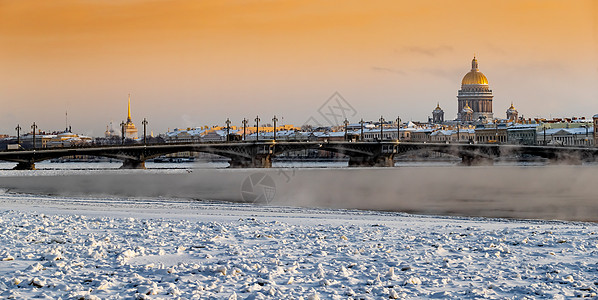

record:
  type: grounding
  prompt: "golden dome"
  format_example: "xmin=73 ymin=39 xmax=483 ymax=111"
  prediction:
xmin=434 ymin=102 xmax=442 ymax=111
xmin=461 ymin=56 xmax=489 ymax=85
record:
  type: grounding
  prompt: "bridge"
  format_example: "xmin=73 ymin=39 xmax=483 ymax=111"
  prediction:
xmin=0 ymin=141 xmax=596 ymax=170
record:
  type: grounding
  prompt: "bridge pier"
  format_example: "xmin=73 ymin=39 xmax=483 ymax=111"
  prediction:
xmin=348 ymin=155 xmax=394 ymax=167
xmin=13 ymin=161 xmax=36 ymax=170
xmin=229 ymin=156 xmax=272 ymax=168
xmin=120 ymin=159 xmax=146 ymax=169
xmin=460 ymin=156 xmax=494 ymax=166
xmin=376 ymin=156 xmax=396 ymax=167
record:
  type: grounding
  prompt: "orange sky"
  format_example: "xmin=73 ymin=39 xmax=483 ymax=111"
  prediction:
xmin=0 ymin=0 xmax=597 ymax=135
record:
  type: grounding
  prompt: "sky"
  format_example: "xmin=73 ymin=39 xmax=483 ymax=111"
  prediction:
xmin=0 ymin=0 xmax=597 ymax=136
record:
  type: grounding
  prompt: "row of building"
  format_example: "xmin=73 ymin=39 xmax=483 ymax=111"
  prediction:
xmin=0 ymin=131 xmax=92 ymax=150
xmin=157 ymin=117 xmax=598 ymax=147
xmin=2 ymin=113 xmax=596 ymax=150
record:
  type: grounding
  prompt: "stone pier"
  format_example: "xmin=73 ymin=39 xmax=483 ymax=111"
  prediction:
xmin=13 ymin=161 xmax=36 ymax=170
xmin=119 ymin=159 xmax=146 ymax=169
xmin=348 ymin=155 xmax=395 ymax=167
xmin=229 ymin=155 xmax=272 ymax=168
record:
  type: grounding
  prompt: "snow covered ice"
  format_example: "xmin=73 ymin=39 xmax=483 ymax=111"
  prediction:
xmin=0 ymin=190 xmax=597 ymax=299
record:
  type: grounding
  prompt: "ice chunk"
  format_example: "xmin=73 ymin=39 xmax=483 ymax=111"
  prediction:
xmin=404 ymin=276 xmax=421 ymax=285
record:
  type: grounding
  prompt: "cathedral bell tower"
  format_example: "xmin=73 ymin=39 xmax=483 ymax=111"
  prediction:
xmin=506 ymin=102 xmax=518 ymax=122
xmin=432 ymin=103 xmax=444 ymax=124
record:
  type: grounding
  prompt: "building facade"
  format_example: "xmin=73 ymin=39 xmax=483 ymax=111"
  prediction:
xmin=538 ymin=128 xmax=594 ymax=147
xmin=457 ymin=56 xmax=493 ymax=122
xmin=411 ymin=129 xmax=433 ymax=142
xmin=430 ymin=130 xmax=457 ymax=142
xmin=507 ymin=126 xmax=537 ymax=145
xmin=475 ymin=125 xmax=507 ymax=143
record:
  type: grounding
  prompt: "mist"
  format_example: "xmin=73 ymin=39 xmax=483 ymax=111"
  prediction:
xmin=1 ymin=165 xmax=597 ymax=222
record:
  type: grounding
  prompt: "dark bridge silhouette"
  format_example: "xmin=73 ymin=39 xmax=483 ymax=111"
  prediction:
xmin=0 ymin=141 xmax=596 ymax=170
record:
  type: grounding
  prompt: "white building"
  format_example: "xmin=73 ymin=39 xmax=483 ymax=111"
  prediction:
xmin=430 ymin=130 xmax=456 ymax=142
xmin=46 ymin=132 xmax=92 ymax=148
xmin=164 ymin=127 xmax=204 ymax=143
xmin=537 ymin=127 xmax=593 ymax=146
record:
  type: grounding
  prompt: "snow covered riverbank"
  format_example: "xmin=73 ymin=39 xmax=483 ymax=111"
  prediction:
xmin=0 ymin=191 xmax=597 ymax=299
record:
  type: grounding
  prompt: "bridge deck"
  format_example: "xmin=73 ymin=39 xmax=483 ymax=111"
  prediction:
xmin=0 ymin=141 xmax=595 ymax=169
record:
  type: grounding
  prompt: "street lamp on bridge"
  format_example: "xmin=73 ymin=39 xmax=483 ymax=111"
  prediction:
xmin=242 ymin=118 xmax=248 ymax=141
xmin=359 ymin=119 xmax=364 ymax=141
xmin=396 ymin=116 xmax=401 ymax=141
xmin=120 ymin=121 xmax=126 ymax=145
xmin=379 ymin=116 xmax=385 ymax=141
xmin=31 ymin=122 xmax=37 ymax=149
xmin=272 ymin=115 xmax=278 ymax=141
xmin=142 ymin=118 xmax=148 ymax=145
xmin=225 ymin=118 xmax=231 ymax=142
xmin=581 ymin=124 xmax=589 ymax=146
xmin=255 ymin=116 xmax=260 ymax=142
xmin=495 ymin=121 xmax=499 ymax=143
xmin=343 ymin=118 xmax=349 ymax=141
xmin=15 ymin=124 xmax=21 ymax=146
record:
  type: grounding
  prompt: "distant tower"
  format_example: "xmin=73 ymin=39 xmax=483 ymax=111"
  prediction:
xmin=105 ymin=121 xmax=117 ymax=137
xmin=461 ymin=101 xmax=474 ymax=122
xmin=506 ymin=102 xmax=518 ymax=122
xmin=458 ymin=56 xmax=493 ymax=122
xmin=432 ymin=103 xmax=444 ymax=124
xmin=65 ymin=110 xmax=70 ymax=132
xmin=593 ymin=114 xmax=598 ymax=146
xmin=124 ymin=94 xmax=138 ymax=139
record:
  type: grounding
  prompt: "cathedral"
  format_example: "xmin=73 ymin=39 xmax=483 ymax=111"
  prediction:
xmin=432 ymin=56 xmax=519 ymax=124
xmin=457 ymin=56 xmax=493 ymax=122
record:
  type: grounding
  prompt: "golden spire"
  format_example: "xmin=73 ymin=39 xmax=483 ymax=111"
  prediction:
xmin=127 ymin=93 xmax=132 ymax=123
xmin=471 ymin=55 xmax=479 ymax=71
xmin=509 ymin=102 xmax=515 ymax=109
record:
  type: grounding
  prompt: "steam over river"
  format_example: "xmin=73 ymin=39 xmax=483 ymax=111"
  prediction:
xmin=0 ymin=161 xmax=596 ymax=222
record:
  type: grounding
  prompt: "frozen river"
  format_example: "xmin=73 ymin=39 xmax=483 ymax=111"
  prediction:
xmin=0 ymin=190 xmax=597 ymax=299
xmin=0 ymin=163 xmax=597 ymax=298
xmin=0 ymin=161 xmax=597 ymax=222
